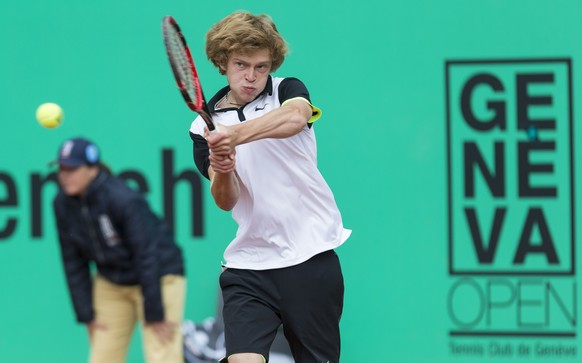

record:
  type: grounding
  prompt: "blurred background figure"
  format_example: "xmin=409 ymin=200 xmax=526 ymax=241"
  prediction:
xmin=52 ymin=137 xmax=186 ymax=363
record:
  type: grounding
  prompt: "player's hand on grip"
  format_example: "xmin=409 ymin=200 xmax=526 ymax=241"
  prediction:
xmin=209 ymin=149 xmax=236 ymax=174
xmin=204 ymin=123 xmax=236 ymax=156
xmin=205 ymin=124 xmax=236 ymax=174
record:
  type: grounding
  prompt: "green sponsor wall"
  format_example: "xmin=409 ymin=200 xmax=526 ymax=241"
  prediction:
xmin=1 ymin=0 xmax=580 ymax=362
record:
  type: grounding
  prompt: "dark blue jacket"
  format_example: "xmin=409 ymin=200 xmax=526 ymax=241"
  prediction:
xmin=53 ymin=170 xmax=184 ymax=323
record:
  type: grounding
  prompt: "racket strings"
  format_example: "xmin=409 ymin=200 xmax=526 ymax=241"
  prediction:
xmin=165 ymin=26 xmax=200 ymax=103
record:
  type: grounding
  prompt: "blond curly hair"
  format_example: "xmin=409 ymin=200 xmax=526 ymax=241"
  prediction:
xmin=206 ymin=11 xmax=288 ymax=75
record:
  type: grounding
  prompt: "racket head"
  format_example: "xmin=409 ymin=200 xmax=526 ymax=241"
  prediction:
xmin=162 ymin=16 xmax=215 ymax=130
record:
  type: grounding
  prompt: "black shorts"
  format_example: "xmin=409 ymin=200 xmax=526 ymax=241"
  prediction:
xmin=219 ymin=250 xmax=344 ymax=363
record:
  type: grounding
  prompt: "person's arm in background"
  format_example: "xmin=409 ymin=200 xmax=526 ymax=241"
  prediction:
xmin=121 ymin=196 xmax=176 ymax=344
xmin=54 ymin=200 xmax=101 ymax=339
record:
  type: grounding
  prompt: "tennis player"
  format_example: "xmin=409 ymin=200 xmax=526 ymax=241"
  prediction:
xmin=189 ymin=11 xmax=351 ymax=363
xmin=52 ymin=137 xmax=186 ymax=363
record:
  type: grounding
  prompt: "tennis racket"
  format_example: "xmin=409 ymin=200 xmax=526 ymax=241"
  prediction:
xmin=162 ymin=15 xmax=215 ymax=131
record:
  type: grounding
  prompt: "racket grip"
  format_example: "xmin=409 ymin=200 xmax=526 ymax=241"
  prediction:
xmin=201 ymin=113 xmax=215 ymax=131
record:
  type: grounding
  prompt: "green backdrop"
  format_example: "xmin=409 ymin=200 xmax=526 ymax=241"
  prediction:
xmin=1 ymin=0 xmax=580 ymax=362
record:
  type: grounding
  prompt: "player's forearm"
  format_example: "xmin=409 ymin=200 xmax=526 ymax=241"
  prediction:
xmin=210 ymin=170 xmax=240 ymax=211
xmin=232 ymin=100 xmax=311 ymax=145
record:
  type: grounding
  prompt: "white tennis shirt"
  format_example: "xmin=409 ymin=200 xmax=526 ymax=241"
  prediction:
xmin=190 ymin=76 xmax=351 ymax=270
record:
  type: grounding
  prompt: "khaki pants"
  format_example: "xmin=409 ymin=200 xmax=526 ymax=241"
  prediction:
xmin=89 ymin=274 xmax=186 ymax=363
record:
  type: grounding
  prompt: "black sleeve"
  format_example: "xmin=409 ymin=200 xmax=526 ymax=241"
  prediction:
xmin=278 ymin=77 xmax=317 ymax=128
xmin=54 ymin=199 xmax=94 ymax=323
xmin=190 ymin=131 xmax=210 ymax=180
xmin=119 ymin=194 xmax=165 ymax=322
xmin=278 ymin=77 xmax=312 ymax=104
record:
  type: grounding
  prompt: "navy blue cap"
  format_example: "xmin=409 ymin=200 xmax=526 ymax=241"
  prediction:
xmin=54 ymin=137 xmax=100 ymax=168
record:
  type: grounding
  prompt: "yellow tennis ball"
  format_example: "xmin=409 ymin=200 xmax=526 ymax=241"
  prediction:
xmin=36 ymin=102 xmax=64 ymax=128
